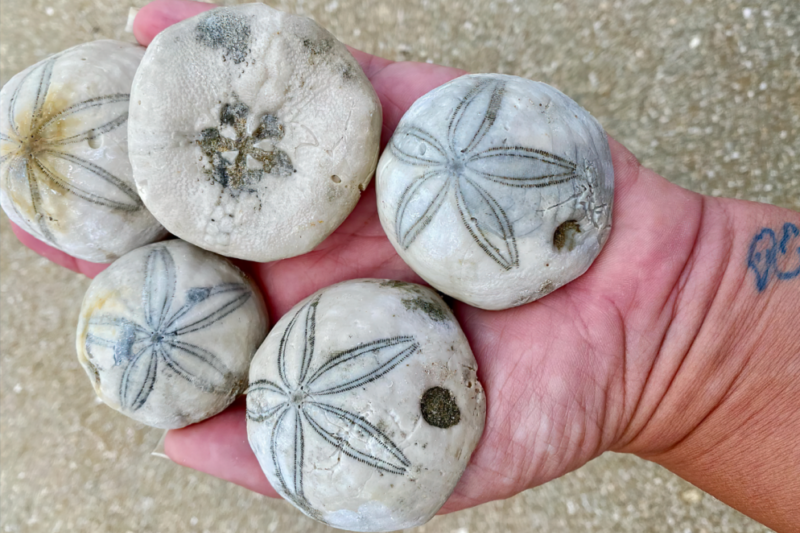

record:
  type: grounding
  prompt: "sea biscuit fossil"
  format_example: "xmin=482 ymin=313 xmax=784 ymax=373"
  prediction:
xmin=76 ymin=240 xmax=268 ymax=429
xmin=128 ymin=4 xmax=382 ymax=262
xmin=377 ymin=74 xmax=614 ymax=310
xmin=246 ymin=279 xmax=485 ymax=531
xmin=0 ymin=40 xmax=166 ymax=262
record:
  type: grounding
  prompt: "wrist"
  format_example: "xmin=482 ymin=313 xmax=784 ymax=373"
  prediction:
xmin=618 ymin=196 xmax=800 ymax=531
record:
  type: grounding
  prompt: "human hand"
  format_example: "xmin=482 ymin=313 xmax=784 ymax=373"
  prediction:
xmin=11 ymin=1 xmax=799 ymax=530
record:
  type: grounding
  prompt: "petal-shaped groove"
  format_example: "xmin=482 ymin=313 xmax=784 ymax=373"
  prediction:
xmin=447 ymin=79 xmax=504 ymax=153
xmin=389 ymin=127 xmax=449 ymax=167
xmin=246 ymin=379 xmax=288 ymax=422
xmin=166 ymin=283 xmax=251 ymax=336
xmin=270 ymin=407 xmax=308 ymax=507
xmin=6 ymin=72 xmax=26 ymax=137
xmin=162 ymin=340 xmax=231 ymax=392
xmin=0 ymin=131 xmax=20 ymax=165
xmin=269 ymin=407 xmax=295 ymax=499
xmin=37 ymin=93 xmax=129 ymax=139
xmin=307 ymin=402 xmax=410 ymax=471
xmin=87 ymin=316 xmax=148 ymax=366
xmin=456 ymin=176 xmax=518 ymax=269
xmin=467 ymin=146 xmax=578 ymax=188
xmin=120 ymin=345 xmax=157 ymax=411
xmin=246 ymin=401 xmax=288 ymax=423
xmin=31 ymin=155 xmax=140 ymax=211
xmin=48 ymin=112 xmax=128 ymax=146
xmin=247 ymin=379 xmax=287 ymax=396
xmin=395 ymin=171 xmax=451 ymax=249
xmin=30 ymin=57 xmax=56 ymax=130
xmin=303 ymin=404 xmax=408 ymax=475
xmin=293 ymin=409 xmax=305 ymax=503
xmin=3 ymin=157 xmax=38 ymax=235
xmin=298 ymin=297 xmax=319 ymax=385
xmin=143 ymin=247 xmax=177 ymax=331
xmin=277 ymin=295 xmax=321 ymax=390
xmin=26 ymin=158 xmax=56 ymax=243
xmin=306 ymin=336 xmax=420 ymax=395
xmin=42 ymin=151 xmax=141 ymax=208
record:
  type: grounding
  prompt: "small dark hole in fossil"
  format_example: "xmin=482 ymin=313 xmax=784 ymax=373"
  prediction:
xmin=331 ymin=175 xmax=341 ymax=184
xmin=421 ymin=386 xmax=460 ymax=428
xmin=554 ymin=220 xmax=582 ymax=252
xmin=357 ymin=183 xmax=366 ymax=192
xmin=87 ymin=135 xmax=100 ymax=149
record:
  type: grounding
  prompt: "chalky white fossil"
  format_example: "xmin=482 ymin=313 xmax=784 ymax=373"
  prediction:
xmin=128 ymin=3 xmax=382 ymax=262
xmin=246 ymin=279 xmax=485 ymax=531
xmin=76 ymin=240 xmax=268 ymax=429
xmin=377 ymin=74 xmax=614 ymax=310
xmin=0 ymin=40 xmax=166 ymax=262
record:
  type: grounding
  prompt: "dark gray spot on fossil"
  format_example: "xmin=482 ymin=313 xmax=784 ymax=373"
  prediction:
xmin=197 ymin=102 xmax=294 ymax=192
xmin=378 ymin=279 xmax=422 ymax=292
xmin=402 ymin=296 xmax=448 ymax=322
xmin=338 ymin=61 xmax=356 ymax=81
xmin=302 ymin=37 xmax=334 ymax=57
xmin=420 ymin=386 xmax=460 ymax=428
xmin=553 ymin=220 xmax=581 ymax=251
xmin=195 ymin=11 xmax=252 ymax=64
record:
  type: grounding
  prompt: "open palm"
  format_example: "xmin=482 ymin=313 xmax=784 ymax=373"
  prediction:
xmin=12 ymin=0 xmax=710 ymax=516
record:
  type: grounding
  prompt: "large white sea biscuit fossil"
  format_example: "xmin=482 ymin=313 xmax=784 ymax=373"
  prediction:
xmin=129 ymin=4 xmax=382 ymax=262
xmin=377 ymin=74 xmax=614 ymax=310
xmin=76 ymin=240 xmax=269 ymax=429
xmin=246 ymin=279 xmax=485 ymax=532
xmin=0 ymin=40 xmax=166 ymax=262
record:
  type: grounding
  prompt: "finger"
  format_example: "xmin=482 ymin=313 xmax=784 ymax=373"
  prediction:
xmin=11 ymin=222 xmax=109 ymax=278
xmin=366 ymin=61 xmax=467 ymax=145
xmin=133 ymin=0 xmax=216 ymax=45
xmin=163 ymin=399 xmax=280 ymax=498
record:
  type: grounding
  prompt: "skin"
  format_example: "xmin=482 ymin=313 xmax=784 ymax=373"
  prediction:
xmin=11 ymin=1 xmax=800 ymax=530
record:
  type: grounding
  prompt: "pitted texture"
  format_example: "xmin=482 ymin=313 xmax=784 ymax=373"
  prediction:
xmin=129 ymin=4 xmax=382 ymax=261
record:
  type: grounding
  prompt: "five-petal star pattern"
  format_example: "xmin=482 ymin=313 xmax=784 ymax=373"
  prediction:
xmin=247 ymin=294 xmax=420 ymax=513
xmin=0 ymin=55 xmax=143 ymax=244
xmin=197 ymin=102 xmax=294 ymax=194
xmin=85 ymin=246 xmax=252 ymax=411
xmin=390 ymin=78 xmax=580 ymax=270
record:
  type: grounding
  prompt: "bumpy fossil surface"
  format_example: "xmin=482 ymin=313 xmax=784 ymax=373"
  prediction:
xmin=0 ymin=40 xmax=166 ymax=262
xmin=128 ymin=4 xmax=382 ymax=262
xmin=377 ymin=74 xmax=614 ymax=310
xmin=76 ymin=240 xmax=268 ymax=429
xmin=246 ymin=279 xmax=485 ymax=531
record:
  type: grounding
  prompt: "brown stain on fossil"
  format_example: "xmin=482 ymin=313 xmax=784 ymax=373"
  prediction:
xmin=402 ymin=296 xmax=448 ymax=322
xmin=420 ymin=386 xmax=461 ymax=428
xmin=553 ymin=220 xmax=582 ymax=251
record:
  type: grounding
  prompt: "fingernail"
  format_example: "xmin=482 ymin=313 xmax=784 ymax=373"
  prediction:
xmin=151 ymin=429 xmax=170 ymax=460
xmin=124 ymin=7 xmax=139 ymax=33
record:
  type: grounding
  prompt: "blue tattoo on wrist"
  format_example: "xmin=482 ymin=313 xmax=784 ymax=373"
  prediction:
xmin=747 ymin=222 xmax=800 ymax=292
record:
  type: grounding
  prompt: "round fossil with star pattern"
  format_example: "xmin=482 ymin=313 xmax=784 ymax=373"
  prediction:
xmin=377 ymin=74 xmax=614 ymax=310
xmin=76 ymin=239 xmax=268 ymax=429
xmin=246 ymin=279 xmax=485 ymax=532
xmin=0 ymin=40 xmax=166 ymax=262
xmin=128 ymin=3 xmax=382 ymax=262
